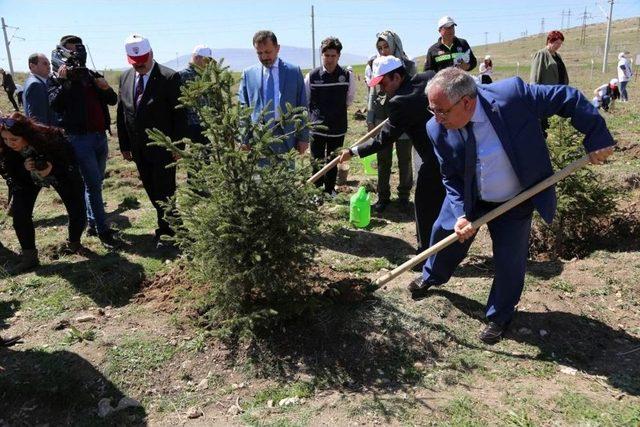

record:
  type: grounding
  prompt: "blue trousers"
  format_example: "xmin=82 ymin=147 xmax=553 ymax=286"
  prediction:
xmin=68 ymin=132 xmax=109 ymax=233
xmin=422 ymin=199 xmax=534 ymax=325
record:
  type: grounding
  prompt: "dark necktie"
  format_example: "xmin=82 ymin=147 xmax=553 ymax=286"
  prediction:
xmin=265 ymin=66 xmax=275 ymax=122
xmin=135 ymin=74 xmax=145 ymax=110
xmin=462 ymin=121 xmax=478 ymax=216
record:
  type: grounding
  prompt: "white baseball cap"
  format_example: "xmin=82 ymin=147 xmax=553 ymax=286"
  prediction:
xmin=193 ymin=44 xmax=213 ymax=58
xmin=368 ymin=55 xmax=403 ymax=87
xmin=438 ymin=16 xmax=457 ymax=29
xmin=484 ymin=55 xmax=491 ymax=60
xmin=610 ymin=78 xmax=619 ymax=85
xmin=125 ymin=34 xmax=151 ymax=65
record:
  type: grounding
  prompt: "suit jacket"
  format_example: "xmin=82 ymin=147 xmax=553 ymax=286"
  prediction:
xmin=238 ymin=58 xmax=309 ymax=153
xmin=117 ymin=62 xmax=187 ymax=163
xmin=358 ymin=72 xmax=437 ymax=165
xmin=23 ymin=74 xmax=55 ymax=126
xmin=427 ymin=77 xmax=615 ymax=228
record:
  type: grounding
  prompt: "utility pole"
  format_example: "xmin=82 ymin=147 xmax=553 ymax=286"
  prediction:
xmin=499 ymin=32 xmax=502 ymax=43
xmin=311 ymin=5 xmax=316 ymax=69
xmin=602 ymin=0 xmax=614 ymax=73
xmin=1 ymin=17 xmax=14 ymax=75
xmin=580 ymin=8 xmax=588 ymax=46
xmin=484 ymin=32 xmax=488 ymax=50
xmin=540 ymin=18 xmax=545 ymax=38
xmin=561 ymin=10 xmax=565 ymax=29
xmin=567 ymin=9 xmax=571 ymax=28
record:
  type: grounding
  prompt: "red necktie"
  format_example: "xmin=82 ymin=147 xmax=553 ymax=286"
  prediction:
xmin=135 ymin=74 xmax=145 ymax=109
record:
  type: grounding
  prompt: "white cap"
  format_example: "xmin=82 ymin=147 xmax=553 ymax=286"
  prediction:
xmin=193 ymin=44 xmax=213 ymax=58
xmin=484 ymin=55 xmax=491 ymax=60
xmin=610 ymin=78 xmax=619 ymax=85
xmin=368 ymin=55 xmax=402 ymax=87
xmin=125 ymin=34 xmax=151 ymax=65
xmin=438 ymin=16 xmax=456 ymax=29
xmin=618 ymin=52 xmax=626 ymax=60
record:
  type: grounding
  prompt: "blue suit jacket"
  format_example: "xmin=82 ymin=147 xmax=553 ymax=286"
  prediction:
xmin=23 ymin=74 xmax=55 ymax=126
xmin=427 ymin=77 xmax=615 ymax=228
xmin=238 ymin=58 xmax=309 ymax=153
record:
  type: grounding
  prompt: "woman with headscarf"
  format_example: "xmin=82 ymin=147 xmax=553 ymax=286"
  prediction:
xmin=479 ymin=55 xmax=493 ymax=84
xmin=364 ymin=30 xmax=416 ymax=214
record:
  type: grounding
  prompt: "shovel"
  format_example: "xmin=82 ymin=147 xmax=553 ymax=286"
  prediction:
xmin=307 ymin=119 xmax=389 ymax=185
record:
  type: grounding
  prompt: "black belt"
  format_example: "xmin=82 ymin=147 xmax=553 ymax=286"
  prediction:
xmin=477 ymin=199 xmax=503 ymax=210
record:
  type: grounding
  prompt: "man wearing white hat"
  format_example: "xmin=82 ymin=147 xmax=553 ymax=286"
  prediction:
xmin=338 ymin=55 xmax=445 ymax=265
xmin=423 ymin=16 xmax=476 ymax=73
xmin=179 ymin=44 xmax=214 ymax=144
xmin=116 ymin=34 xmax=187 ymax=249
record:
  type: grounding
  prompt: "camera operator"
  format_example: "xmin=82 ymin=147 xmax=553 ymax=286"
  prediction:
xmin=49 ymin=35 xmax=120 ymax=249
xmin=0 ymin=112 xmax=87 ymax=274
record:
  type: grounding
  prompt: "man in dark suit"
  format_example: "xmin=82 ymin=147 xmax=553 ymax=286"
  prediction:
xmin=339 ymin=56 xmax=445 ymax=264
xmin=23 ymin=54 xmax=55 ymax=125
xmin=116 ymin=34 xmax=187 ymax=247
xmin=412 ymin=67 xmax=615 ymax=343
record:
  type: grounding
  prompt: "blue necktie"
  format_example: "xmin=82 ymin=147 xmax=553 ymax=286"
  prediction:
xmin=462 ymin=122 xmax=478 ymax=217
xmin=265 ymin=66 xmax=275 ymax=122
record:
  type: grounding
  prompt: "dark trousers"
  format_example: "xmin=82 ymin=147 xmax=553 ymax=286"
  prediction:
xmin=423 ymin=199 xmax=534 ymax=325
xmin=377 ymin=137 xmax=413 ymax=202
xmin=6 ymin=90 xmax=19 ymax=111
xmin=11 ymin=175 xmax=87 ymax=250
xmin=310 ymin=133 xmax=345 ymax=193
xmin=135 ymin=158 xmax=177 ymax=237
xmin=414 ymin=161 xmax=446 ymax=253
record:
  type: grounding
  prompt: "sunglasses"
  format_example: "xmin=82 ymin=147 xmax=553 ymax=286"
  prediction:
xmin=0 ymin=117 xmax=16 ymax=129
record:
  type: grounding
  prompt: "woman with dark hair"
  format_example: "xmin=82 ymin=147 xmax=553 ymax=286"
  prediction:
xmin=530 ymin=30 xmax=569 ymax=85
xmin=0 ymin=112 xmax=86 ymax=273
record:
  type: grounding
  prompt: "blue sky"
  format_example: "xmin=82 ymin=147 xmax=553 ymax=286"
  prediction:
xmin=2 ymin=0 xmax=639 ymax=72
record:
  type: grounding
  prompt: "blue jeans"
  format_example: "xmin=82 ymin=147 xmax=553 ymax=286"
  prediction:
xmin=68 ymin=132 xmax=109 ymax=233
xmin=620 ymin=80 xmax=629 ymax=101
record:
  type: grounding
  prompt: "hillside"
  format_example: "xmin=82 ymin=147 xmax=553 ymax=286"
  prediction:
xmin=415 ymin=16 xmax=639 ymax=87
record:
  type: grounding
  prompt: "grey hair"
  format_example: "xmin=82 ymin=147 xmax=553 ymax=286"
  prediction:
xmin=425 ymin=67 xmax=477 ymax=101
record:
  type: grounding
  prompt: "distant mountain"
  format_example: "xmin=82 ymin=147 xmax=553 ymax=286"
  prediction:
xmin=161 ymin=45 xmax=368 ymax=72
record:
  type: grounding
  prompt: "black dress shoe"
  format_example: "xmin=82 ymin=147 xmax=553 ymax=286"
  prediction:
xmin=408 ymin=274 xmax=433 ymax=300
xmin=373 ymin=200 xmax=390 ymax=214
xmin=479 ymin=321 xmax=510 ymax=344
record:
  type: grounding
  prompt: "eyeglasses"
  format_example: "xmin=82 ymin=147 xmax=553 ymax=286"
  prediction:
xmin=427 ymin=97 xmax=465 ymax=118
xmin=0 ymin=117 xmax=16 ymax=129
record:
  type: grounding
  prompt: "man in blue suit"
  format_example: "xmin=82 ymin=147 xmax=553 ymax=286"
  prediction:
xmin=238 ymin=30 xmax=309 ymax=155
xmin=411 ymin=68 xmax=615 ymax=344
xmin=22 ymin=53 xmax=56 ymax=125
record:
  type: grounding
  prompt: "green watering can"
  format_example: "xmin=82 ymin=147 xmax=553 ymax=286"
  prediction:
xmin=350 ymin=186 xmax=371 ymax=228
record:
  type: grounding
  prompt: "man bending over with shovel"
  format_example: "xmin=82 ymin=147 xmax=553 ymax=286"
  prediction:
xmin=412 ymin=68 xmax=614 ymax=344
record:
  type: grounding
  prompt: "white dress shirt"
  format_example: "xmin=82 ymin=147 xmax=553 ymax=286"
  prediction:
xmin=461 ymin=99 xmax=523 ymax=203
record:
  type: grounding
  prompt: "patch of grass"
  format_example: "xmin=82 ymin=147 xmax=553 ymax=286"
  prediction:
xmin=554 ymin=390 xmax=640 ymax=425
xmin=249 ymin=381 xmax=315 ymax=408
xmin=330 ymin=256 xmax=392 ymax=273
xmin=106 ymin=334 xmax=176 ymax=388
xmin=550 ymin=279 xmax=575 ymax=294
xmin=442 ymin=394 xmax=489 ymax=426
xmin=23 ymin=282 xmax=91 ymax=321
xmin=354 ymin=395 xmax=419 ymax=424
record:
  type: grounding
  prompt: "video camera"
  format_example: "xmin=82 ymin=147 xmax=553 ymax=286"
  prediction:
xmin=51 ymin=43 xmax=90 ymax=80
xmin=27 ymin=153 xmax=49 ymax=171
